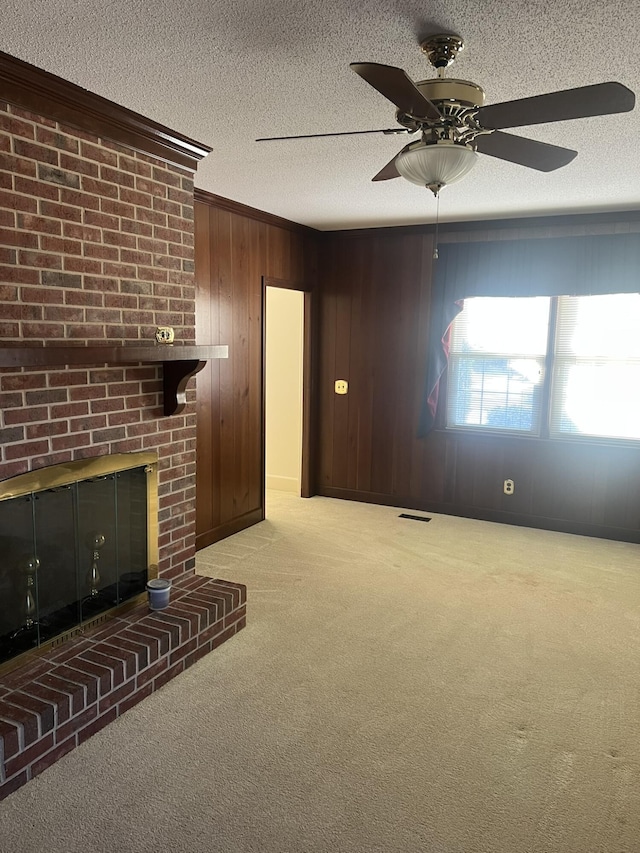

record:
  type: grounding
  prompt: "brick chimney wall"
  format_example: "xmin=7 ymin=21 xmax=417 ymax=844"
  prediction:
xmin=0 ymin=101 xmax=198 ymax=580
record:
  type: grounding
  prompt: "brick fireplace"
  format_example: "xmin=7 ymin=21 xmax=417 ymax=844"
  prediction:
xmin=0 ymin=52 xmax=246 ymax=799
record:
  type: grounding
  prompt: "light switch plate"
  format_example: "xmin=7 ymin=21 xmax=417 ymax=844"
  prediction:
xmin=335 ymin=380 xmax=348 ymax=395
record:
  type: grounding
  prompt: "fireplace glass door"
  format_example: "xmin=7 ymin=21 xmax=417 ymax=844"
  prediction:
xmin=0 ymin=454 xmax=157 ymax=667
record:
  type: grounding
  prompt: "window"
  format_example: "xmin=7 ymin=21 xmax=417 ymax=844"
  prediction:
xmin=446 ymin=293 xmax=640 ymax=442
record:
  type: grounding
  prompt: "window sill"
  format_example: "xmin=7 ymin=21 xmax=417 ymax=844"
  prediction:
xmin=436 ymin=426 xmax=640 ymax=450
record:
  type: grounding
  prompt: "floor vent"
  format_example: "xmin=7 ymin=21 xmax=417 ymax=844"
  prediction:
xmin=399 ymin=513 xmax=432 ymax=523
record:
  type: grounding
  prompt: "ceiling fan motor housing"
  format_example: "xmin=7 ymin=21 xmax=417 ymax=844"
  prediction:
xmin=416 ymin=78 xmax=485 ymax=109
xmin=396 ymin=78 xmax=487 ymax=145
xmin=396 ymin=78 xmax=485 ymax=126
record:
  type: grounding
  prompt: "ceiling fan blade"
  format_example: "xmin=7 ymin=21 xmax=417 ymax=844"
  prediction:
xmin=350 ymin=62 xmax=441 ymax=120
xmin=371 ymin=153 xmax=401 ymax=181
xmin=475 ymin=131 xmax=577 ymax=171
xmin=256 ymin=128 xmax=411 ymax=142
xmin=477 ymin=82 xmax=635 ymax=129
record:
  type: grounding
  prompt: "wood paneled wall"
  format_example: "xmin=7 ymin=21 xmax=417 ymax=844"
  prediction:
xmin=194 ymin=191 xmax=314 ymax=548
xmin=317 ymin=229 xmax=435 ymax=501
xmin=418 ymin=431 xmax=640 ymax=541
xmin=316 ymin=214 xmax=640 ymax=543
xmin=194 ymin=196 xmax=640 ymax=546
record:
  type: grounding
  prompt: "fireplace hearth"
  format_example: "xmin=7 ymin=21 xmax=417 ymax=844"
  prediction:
xmin=0 ymin=573 xmax=247 ymax=801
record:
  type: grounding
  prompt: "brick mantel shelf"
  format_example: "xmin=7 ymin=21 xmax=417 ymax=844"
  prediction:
xmin=0 ymin=345 xmax=228 ymax=415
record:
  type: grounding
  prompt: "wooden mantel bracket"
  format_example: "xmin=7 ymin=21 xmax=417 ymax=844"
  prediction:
xmin=163 ymin=358 xmax=207 ymax=416
xmin=0 ymin=344 xmax=228 ymax=417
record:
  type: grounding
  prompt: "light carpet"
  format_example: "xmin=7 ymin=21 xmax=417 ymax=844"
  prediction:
xmin=1 ymin=492 xmax=639 ymax=853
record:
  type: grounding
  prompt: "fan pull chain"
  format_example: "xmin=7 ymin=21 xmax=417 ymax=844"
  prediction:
xmin=433 ymin=192 xmax=440 ymax=259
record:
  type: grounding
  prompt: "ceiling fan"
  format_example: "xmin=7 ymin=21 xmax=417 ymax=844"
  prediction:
xmin=256 ymin=33 xmax=635 ymax=196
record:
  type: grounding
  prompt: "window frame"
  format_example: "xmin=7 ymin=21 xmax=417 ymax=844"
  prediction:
xmin=444 ymin=294 xmax=640 ymax=447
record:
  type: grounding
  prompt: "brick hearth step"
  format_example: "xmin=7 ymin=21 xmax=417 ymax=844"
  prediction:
xmin=0 ymin=576 xmax=246 ymax=800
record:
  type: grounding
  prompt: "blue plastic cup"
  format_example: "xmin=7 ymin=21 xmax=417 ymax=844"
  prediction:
xmin=146 ymin=578 xmax=171 ymax=610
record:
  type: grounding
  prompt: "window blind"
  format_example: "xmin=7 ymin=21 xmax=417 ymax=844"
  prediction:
xmin=446 ymin=297 xmax=550 ymax=433
xmin=550 ymin=293 xmax=640 ymax=440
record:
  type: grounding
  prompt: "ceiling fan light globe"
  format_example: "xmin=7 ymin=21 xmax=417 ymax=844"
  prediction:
xmin=395 ymin=141 xmax=478 ymax=190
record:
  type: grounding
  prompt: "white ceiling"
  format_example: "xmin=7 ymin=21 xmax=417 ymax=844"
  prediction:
xmin=1 ymin=1 xmax=639 ymax=230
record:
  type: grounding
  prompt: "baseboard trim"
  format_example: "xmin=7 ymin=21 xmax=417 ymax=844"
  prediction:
xmin=423 ymin=503 xmax=640 ymax=544
xmin=196 ymin=507 xmax=264 ymax=550
xmin=315 ymin=487 xmax=640 ymax=544
xmin=266 ymin=475 xmax=300 ymax=493
xmin=316 ymin=486 xmax=424 ymax=510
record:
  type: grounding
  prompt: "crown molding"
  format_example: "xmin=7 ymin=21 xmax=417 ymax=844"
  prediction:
xmin=194 ymin=188 xmax=319 ymax=235
xmin=0 ymin=50 xmax=211 ymax=171
xmin=320 ymin=207 xmax=640 ymax=240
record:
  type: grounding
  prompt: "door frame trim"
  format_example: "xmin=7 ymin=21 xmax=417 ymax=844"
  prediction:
xmin=263 ymin=276 xmax=315 ymax=499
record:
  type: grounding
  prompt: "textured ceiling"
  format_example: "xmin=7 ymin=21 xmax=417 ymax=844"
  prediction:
xmin=1 ymin=0 xmax=639 ymax=230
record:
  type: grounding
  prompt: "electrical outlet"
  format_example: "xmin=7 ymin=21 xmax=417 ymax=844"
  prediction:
xmin=335 ymin=380 xmax=348 ymax=395
xmin=503 ymin=479 xmax=515 ymax=495
xmin=155 ymin=326 xmax=174 ymax=344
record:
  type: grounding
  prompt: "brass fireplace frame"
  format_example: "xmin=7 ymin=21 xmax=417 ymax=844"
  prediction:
xmin=0 ymin=451 xmax=159 ymax=675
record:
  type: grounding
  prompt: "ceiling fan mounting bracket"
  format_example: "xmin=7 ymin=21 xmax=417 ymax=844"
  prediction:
xmin=420 ymin=34 xmax=465 ymax=70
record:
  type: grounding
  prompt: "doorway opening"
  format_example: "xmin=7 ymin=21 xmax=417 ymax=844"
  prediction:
xmin=265 ymin=286 xmax=305 ymax=495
